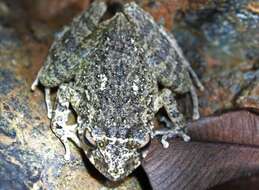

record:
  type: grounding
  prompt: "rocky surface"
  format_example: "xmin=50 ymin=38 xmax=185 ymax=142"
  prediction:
xmin=172 ymin=0 xmax=259 ymax=115
xmin=1 ymin=0 xmax=259 ymax=189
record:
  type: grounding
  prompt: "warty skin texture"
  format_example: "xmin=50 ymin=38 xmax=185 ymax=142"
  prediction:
xmin=31 ymin=2 xmax=203 ymax=181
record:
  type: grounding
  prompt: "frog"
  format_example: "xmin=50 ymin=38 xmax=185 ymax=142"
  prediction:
xmin=31 ymin=1 xmax=203 ymax=181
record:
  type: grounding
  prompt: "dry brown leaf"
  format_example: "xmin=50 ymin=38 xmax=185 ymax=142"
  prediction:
xmin=142 ymin=111 xmax=259 ymax=190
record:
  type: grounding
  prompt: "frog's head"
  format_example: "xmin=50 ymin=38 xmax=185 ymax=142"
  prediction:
xmin=81 ymin=127 xmax=151 ymax=181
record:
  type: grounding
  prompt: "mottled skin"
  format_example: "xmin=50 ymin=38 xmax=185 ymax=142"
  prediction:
xmin=31 ymin=2 xmax=203 ymax=181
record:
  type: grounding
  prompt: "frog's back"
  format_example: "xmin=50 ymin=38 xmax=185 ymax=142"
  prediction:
xmin=74 ymin=13 xmax=156 ymax=131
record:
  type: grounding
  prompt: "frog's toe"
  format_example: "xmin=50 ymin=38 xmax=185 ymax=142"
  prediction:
xmin=31 ymin=79 xmax=38 ymax=91
xmin=64 ymin=150 xmax=71 ymax=161
xmin=192 ymin=111 xmax=200 ymax=120
xmin=47 ymin=110 xmax=53 ymax=119
xmin=60 ymin=136 xmax=72 ymax=161
xmin=31 ymin=67 xmax=43 ymax=91
xmin=182 ymin=133 xmax=191 ymax=142
xmin=161 ymin=135 xmax=170 ymax=148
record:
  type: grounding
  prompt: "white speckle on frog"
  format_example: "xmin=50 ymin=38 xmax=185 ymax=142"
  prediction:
xmin=99 ymin=74 xmax=107 ymax=90
xmin=132 ymin=83 xmax=139 ymax=94
xmin=85 ymin=90 xmax=90 ymax=100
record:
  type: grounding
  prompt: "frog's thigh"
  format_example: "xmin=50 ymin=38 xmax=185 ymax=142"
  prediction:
xmin=52 ymin=83 xmax=80 ymax=160
xmin=155 ymin=88 xmax=185 ymax=130
xmin=176 ymin=82 xmax=200 ymax=120
xmin=159 ymin=72 xmax=200 ymax=120
xmin=166 ymin=31 xmax=204 ymax=91
xmin=154 ymin=88 xmax=190 ymax=148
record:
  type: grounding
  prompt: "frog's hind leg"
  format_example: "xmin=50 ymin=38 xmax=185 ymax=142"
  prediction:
xmin=165 ymin=31 xmax=204 ymax=92
xmin=187 ymin=66 xmax=204 ymax=91
xmin=164 ymin=29 xmax=204 ymax=120
xmin=153 ymin=89 xmax=190 ymax=148
xmin=168 ymin=33 xmax=203 ymax=120
xmin=51 ymin=83 xmax=81 ymax=160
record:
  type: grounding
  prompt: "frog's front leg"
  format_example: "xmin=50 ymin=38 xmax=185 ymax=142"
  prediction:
xmin=154 ymin=88 xmax=190 ymax=148
xmin=52 ymin=83 xmax=81 ymax=160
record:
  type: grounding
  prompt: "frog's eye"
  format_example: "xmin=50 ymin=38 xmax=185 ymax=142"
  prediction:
xmin=84 ymin=130 xmax=96 ymax=147
xmin=98 ymin=141 xmax=105 ymax=148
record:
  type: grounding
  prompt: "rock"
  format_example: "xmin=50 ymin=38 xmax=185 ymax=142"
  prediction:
xmin=1 ymin=0 xmax=259 ymax=189
xmin=172 ymin=0 xmax=259 ymax=114
xmin=236 ymin=71 xmax=259 ymax=110
xmin=24 ymin=0 xmax=91 ymax=20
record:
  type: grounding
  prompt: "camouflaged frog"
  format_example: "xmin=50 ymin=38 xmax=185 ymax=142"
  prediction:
xmin=31 ymin=2 xmax=203 ymax=181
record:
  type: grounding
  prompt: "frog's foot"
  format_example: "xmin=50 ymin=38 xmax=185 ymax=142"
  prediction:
xmin=154 ymin=89 xmax=190 ymax=148
xmin=52 ymin=109 xmax=81 ymax=160
xmin=53 ymin=124 xmax=81 ymax=161
xmin=153 ymin=127 xmax=190 ymax=148
xmin=159 ymin=116 xmax=191 ymax=147
xmin=52 ymin=83 xmax=81 ymax=161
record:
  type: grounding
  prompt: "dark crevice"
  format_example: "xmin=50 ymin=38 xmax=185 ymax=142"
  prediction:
xmin=134 ymin=166 xmax=153 ymax=190
xmin=100 ymin=1 xmax=124 ymax=22
xmin=79 ymin=148 xmax=108 ymax=183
